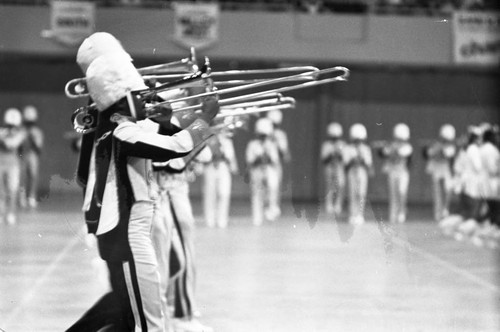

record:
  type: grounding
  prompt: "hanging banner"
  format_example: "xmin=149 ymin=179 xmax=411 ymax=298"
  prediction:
xmin=41 ymin=1 xmax=95 ymax=47
xmin=452 ymin=11 xmax=500 ymax=65
xmin=172 ymin=2 xmax=219 ymax=51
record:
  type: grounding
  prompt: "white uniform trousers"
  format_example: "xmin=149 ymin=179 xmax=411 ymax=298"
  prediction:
xmin=0 ymin=155 xmax=21 ymax=220
xmin=19 ymin=151 xmax=40 ymax=205
xmin=347 ymin=166 xmax=369 ymax=223
xmin=125 ymin=200 xmax=165 ymax=332
xmin=387 ymin=171 xmax=410 ymax=223
xmin=167 ymin=182 xmax=197 ymax=319
xmin=203 ymin=162 xmax=232 ymax=228
xmin=431 ymin=173 xmax=453 ymax=221
xmin=250 ymin=165 xmax=280 ymax=226
xmin=324 ymin=164 xmax=345 ymax=215
xmin=151 ymin=189 xmax=175 ymax=327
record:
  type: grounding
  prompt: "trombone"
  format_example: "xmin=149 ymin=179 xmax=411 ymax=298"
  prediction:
xmin=65 ymin=60 xmax=320 ymax=99
xmin=146 ymin=66 xmax=349 ymax=113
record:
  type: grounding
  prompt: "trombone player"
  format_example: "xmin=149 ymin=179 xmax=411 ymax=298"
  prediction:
xmin=0 ymin=108 xmax=26 ymax=225
xmin=423 ymin=124 xmax=457 ymax=221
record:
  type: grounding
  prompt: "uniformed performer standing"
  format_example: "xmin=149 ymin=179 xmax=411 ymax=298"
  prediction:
xmin=246 ymin=117 xmax=281 ymax=226
xmin=19 ymin=105 xmax=44 ymax=208
xmin=66 ymin=32 xmax=219 ymax=332
xmin=0 ymin=108 xmax=26 ymax=225
xmin=267 ymin=109 xmax=290 ymax=215
xmin=423 ymin=124 xmax=457 ymax=221
xmin=203 ymin=128 xmax=238 ymax=228
xmin=377 ymin=123 xmax=413 ymax=224
xmin=320 ymin=122 xmax=347 ymax=217
xmin=344 ymin=123 xmax=373 ymax=225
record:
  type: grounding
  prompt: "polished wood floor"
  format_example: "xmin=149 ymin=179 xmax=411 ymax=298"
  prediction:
xmin=1 ymin=194 xmax=499 ymax=332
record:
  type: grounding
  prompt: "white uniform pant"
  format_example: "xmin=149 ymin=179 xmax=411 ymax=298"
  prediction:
xmin=347 ymin=166 xmax=368 ymax=221
xmin=431 ymin=174 xmax=453 ymax=221
xmin=124 ymin=200 xmax=165 ymax=332
xmin=152 ymin=180 xmax=196 ymax=321
xmin=0 ymin=156 xmax=21 ymax=218
xmin=203 ymin=162 xmax=232 ymax=228
xmin=387 ymin=171 xmax=410 ymax=223
xmin=20 ymin=152 xmax=40 ymax=203
xmin=167 ymin=183 xmax=196 ymax=319
xmin=250 ymin=165 xmax=280 ymax=226
xmin=152 ymin=191 xmax=175 ymax=325
xmin=324 ymin=165 xmax=345 ymax=215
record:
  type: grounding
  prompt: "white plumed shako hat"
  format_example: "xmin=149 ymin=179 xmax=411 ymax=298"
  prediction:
xmin=267 ymin=109 xmax=283 ymax=125
xmin=393 ymin=123 xmax=410 ymax=140
xmin=86 ymin=54 xmax=147 ymax=111
xmin=77 ymin=32 xmax=132 ymax=74
xmin=255 ymin=117 xmax=273 ymax=136
xmin=327 ymin=122 xmax=343 ymax=138
xmin=349 ymin=123 xmax=367 ymax=140
xmin=4 ymin=108 xmax=22 ymax=127
xmin=23 ymin=105 xmax=38 ymax=122
xmin=439 ymin=124 xmax=455 ymax=141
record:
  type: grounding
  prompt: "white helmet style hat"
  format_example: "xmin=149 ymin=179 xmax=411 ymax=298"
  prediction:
xmin=327 ymin=122 xmax=343 ymax=138
xmin=439 ymin=124 xmax=456 ymax=141
xmin=23 ymin=105 xmax=38 ymax=122
xmin=393 ymin=123 xmax=410 ymax=140
xmin=267 ymin=109 xmax=283 ymax=125
xmin=86 ymin=54 xmax=147 ymax=111
xmin=255 ymin=117 xmax=273 ymax=136
xmin=4 ymin=108 xmax=22 ymax=127
xmin=349 ymin=123 xmax=367 ymax=140
xmin=77 ymin=32 xmax=132 ymax=74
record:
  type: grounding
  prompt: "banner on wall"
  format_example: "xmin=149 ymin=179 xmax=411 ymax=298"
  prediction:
xmin=452 ymin=11 xmax=500 ymax=65
xmin=172 ymin=2 xmax=219 ymax=51
xmin=41 ymin=1 xmax=95 ymax=47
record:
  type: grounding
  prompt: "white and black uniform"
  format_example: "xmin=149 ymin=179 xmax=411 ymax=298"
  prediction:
xmin=67 ymin=33 xmax=216 ymax=332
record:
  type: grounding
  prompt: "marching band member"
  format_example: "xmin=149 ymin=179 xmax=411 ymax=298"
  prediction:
xmin=453 ymin=126 xmax=484 ymax=240
xmin=345 ymin=123 xmax=373 ymax=225
xmin=423 ymin=124 xmax=457 ymax=221
xmin=267 ymin=109 xmax=290 ymax=215
xmin=470 ymin=124 xmax=500 ymax=247
xmin=376 ymin=123 xmax=413 ymax=224
xmin=439 ymin=130 xmax=473 ymax=234
xmin=202 ymin=125 xmax=238 ymax=228
xmin=67 ymin=32 xmax=219 ymax=332
xmin=19 ymin=105 xmax=44 ymax=208
xmin=0 ymin=108 xmax=26 ymax=225
xmin=246 ymin=117 xmax=281 ymax=226
xmin=320 ymin=122 xmax=346 ymax=217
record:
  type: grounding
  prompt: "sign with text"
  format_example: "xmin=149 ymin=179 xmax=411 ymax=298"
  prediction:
xmin=172 ymin=2 xmax=219 ymax=50
xmin=41 ymin=1 xmax=95 ymax=47
xmin=452 ymin=11 xmax=500 ymax=65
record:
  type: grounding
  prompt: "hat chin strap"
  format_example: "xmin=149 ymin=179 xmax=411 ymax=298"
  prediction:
xmin=126 ymin=91 xmax=137 ymax=119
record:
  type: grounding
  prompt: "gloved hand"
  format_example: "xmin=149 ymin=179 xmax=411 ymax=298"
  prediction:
xmin=199 ymin=96 xmax=219 ymax=123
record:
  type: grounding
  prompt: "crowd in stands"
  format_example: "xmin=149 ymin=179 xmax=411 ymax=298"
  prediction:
xmin=1 ymin=0 xmax=498 ymax=15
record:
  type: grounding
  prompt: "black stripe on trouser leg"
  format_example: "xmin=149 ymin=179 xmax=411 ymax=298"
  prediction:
xmin=125 ymin=259 xmax=148 ymax=331
xmin=169 ymin=194 xmax=192 ymax=318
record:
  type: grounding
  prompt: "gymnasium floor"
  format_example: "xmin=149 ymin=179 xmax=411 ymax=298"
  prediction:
xmin=1 ymin=193 xmax=499 ymax=332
